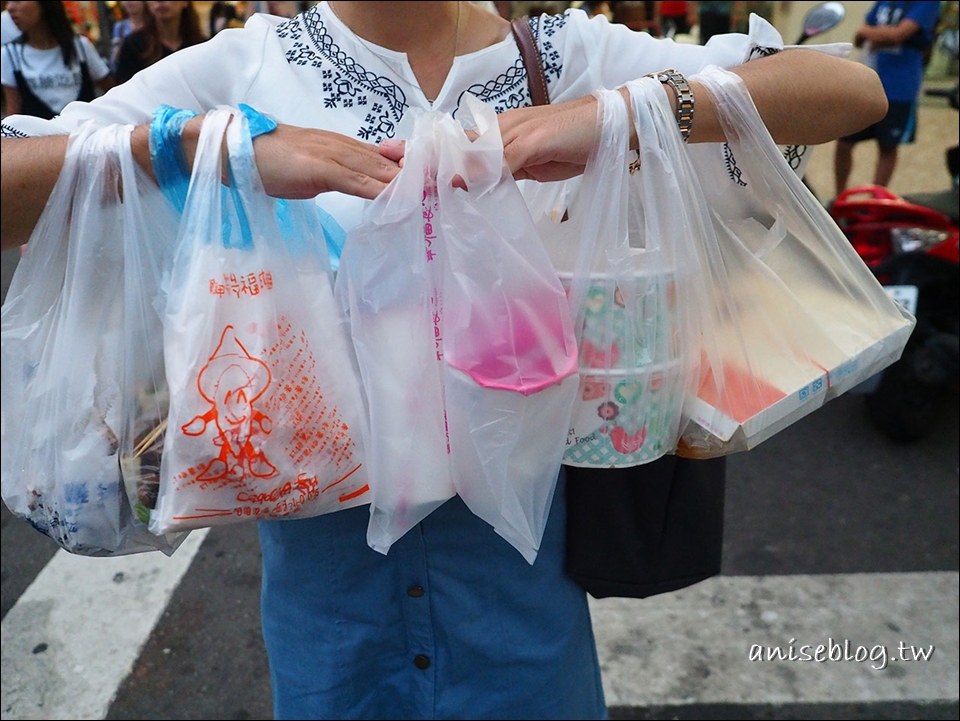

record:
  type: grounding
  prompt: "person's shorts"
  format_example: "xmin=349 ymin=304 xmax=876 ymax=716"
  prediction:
xmin=840 ymin=100 xmax=917 ymax=149
xmin=660 ymin=14 xmax=691 ymax=36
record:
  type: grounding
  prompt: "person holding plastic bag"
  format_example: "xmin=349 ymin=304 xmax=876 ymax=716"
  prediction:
xmin=1 ymin=2 xmax=886 ymax=719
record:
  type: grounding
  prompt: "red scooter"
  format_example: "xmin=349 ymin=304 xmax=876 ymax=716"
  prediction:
xmin=828 ymin=83 xmax=959 ymax=441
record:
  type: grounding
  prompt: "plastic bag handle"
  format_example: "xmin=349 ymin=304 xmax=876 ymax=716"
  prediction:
xmin=179 ymin=109 xmax=234 ymax=249
xmin=563 ymin=88 xmax=631 ymax=320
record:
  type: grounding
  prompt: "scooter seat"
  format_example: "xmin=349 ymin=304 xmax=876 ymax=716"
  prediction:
xmin=901 ymin=188 xmax=960 ymax=225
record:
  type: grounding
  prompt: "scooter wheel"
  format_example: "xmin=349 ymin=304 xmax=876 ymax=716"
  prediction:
xmin=864 ymin=359 xmax=944 ymax=442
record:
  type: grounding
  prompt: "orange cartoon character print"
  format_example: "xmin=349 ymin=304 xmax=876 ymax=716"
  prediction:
xmin=181 ymin=325 xmax=278 ymax=487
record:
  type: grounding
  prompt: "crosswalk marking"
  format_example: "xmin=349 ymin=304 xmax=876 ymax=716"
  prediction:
xmin=3 ymin=538 xmax=956 ymax=720
xmin=590 ymin=571 xmax=959 ymax=708
xmin=1 ymin=530 xmax=208 ymax=721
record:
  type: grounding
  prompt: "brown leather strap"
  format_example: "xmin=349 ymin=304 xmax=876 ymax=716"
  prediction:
xmin=511 ymin=17 xmax=550 ymax=107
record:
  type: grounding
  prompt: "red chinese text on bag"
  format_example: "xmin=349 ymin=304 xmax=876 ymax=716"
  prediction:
xmin=152 ymin=108 xmax=369 ymax=534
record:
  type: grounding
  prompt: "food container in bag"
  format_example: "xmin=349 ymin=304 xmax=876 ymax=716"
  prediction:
xmin=563 ymin=361 xmax=684 ymax=467
xmin=558 ymin=254 xmax=678 ymax=371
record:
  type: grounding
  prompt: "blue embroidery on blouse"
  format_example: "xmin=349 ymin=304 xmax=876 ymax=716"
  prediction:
xmin=275 ymin=8 xmax=573 ymax=129
xmin=457 ymin=58 xmax=529 ymax=115
xmin=531 ymin=13 xmax=566 ymax=87
xmin=783 ymin=144 xmax=807 ymax=170
xmin=455 ymin=12 xmax=569 ymax=117
xmin=1 ymin=123 xmax=29 ymax=138
xmin=275 ymin=7 xmax=407 ymax=142
xmin=746 ymin=45 xmax=780 ymax=61
xmin=723 ymin=143 xmax=748 ymax=187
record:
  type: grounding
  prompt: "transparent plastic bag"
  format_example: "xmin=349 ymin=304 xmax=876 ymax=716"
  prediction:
xmin=153 ymin=108 xmax=369 ymax=534
xmin=335 ymin=112 xmax=456 ymax=553
xmin=1 ymin=122 xmax=187 ymax=556
xmin=540 ymin=72 xmax=914 ymax=464
xmin=675 ymin=66 xmax=916 ymax=457
xmin=541 ymin=87 xmax=694 ymax=469
xmin=337 ymin=96 xmax=579 ymax=562
xmin=438 ymin=96 xmax=580 ymax=562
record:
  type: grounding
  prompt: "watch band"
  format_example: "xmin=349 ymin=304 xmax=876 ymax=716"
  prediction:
xmin=647 ymin=69 xmax=695 ymax=143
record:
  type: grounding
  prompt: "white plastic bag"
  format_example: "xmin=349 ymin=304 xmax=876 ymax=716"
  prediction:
xmin=1 ymin=122 xmax=186 ymax=556
xmin=337 ymin=96 xmax=579 ymax=562
xmin=541 ymin=70 xmax=914 ymax=464
xmin=438 ymin=97 xmax=580 ymax=562
xmin=674 ymin=67 xmax=916 ymax=456
xmin=679 ymin=67 xmax=916 ymax=457
xmin=539 ymin=87 xmax=694 ymax=469
xmin=154 ymin=108 xmax=369 ymax=533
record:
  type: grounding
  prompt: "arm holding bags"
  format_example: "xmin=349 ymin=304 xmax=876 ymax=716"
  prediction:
xmin=2 ymin=107 xmax=372 ymax=549
xmin=560 ymin=73 xmax=913 ymax=598
xmin=550 ymin=70 xmax=912 ymax=465
xmin=1 ymin=122 xmax=187 ymax=556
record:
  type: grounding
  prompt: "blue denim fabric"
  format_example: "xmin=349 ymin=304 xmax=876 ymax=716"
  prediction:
xmin=258 ymin=470 xmax=607 ymax=720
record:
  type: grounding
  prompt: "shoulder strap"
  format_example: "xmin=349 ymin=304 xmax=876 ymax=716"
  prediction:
xmin=4 ymin=42 xmax=23 ymax=72
xmin=73 ymin=36 xmax=88 ymax=66
xmin=510 ymin=17 xmax=550 ymax=107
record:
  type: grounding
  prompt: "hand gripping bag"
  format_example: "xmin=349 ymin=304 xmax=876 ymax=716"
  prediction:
xmin=153 ymin=108 xmax=369 ymax=534
xmin=337 ymin=96 xmax=579 ymax=562
xmin=675 ymin=67 xmax=916 ymax=457
xmin=1 ymin=122 xmax=186 ymax=556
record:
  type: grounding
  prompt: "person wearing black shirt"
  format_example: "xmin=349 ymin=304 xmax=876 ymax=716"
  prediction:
xmin=114 ymin=0 xmax=204 ymax=84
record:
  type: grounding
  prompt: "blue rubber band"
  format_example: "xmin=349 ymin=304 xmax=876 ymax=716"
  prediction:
xmin=149 ymin=104 xmax=275 ymax=214
xmin=150 ymin=104 xmax=280 ymax=248
xmin=239 ymin=103 xmax=278 ymax=139
xmin=149 ymin=104 xmax=198 ymax=213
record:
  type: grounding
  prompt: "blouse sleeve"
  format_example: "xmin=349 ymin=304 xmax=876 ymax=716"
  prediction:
xmin=79 ymin=35 xmax=111 ymax=82
xmin=2 ymin=17 xmax=274 ymax=138
xmin=541 ymin=9 xmax=851 ymax=103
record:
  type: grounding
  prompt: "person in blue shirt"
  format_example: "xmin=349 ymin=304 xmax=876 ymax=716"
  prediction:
xmin=833 ymin=0 xmax=942 ymax=196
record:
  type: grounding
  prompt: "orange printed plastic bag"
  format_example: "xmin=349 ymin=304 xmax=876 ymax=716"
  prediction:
xmin=151 ymin=108 xmax=368 ymax=534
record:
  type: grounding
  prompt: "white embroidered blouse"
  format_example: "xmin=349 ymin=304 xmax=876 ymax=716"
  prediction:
xmin=1 ymin=4 xmax=847 ymax=232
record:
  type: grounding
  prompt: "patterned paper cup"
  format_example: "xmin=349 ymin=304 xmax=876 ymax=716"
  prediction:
xmin=563 ymin=361 xmax=684 ymax=468
xmin=559 ymin=270 xmax=678 ymax=370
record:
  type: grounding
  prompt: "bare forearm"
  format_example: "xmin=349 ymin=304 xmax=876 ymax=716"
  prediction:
xmin=1 ymin=127 xmax=158 ymax=250
xmin=613 ymin=50 xmax=887 ymax=155
xmin=690 ymin=49 xmax=888 ymax=146
xmin=500 ymin=48 xmax=888 ymax=184
xmin=1 ymin=135 xmax=70 ymax=250
xmin=3 ymin=116 xmax=397 ymax=249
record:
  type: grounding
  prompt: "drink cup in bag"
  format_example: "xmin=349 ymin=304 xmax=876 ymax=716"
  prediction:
xmin=437 ymin=96 xmax=580 ymax=562
xmin=542 ymin=86 xmax=695 ymax=469
xmin=338 ymin=99 xmax=579 ymax=562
